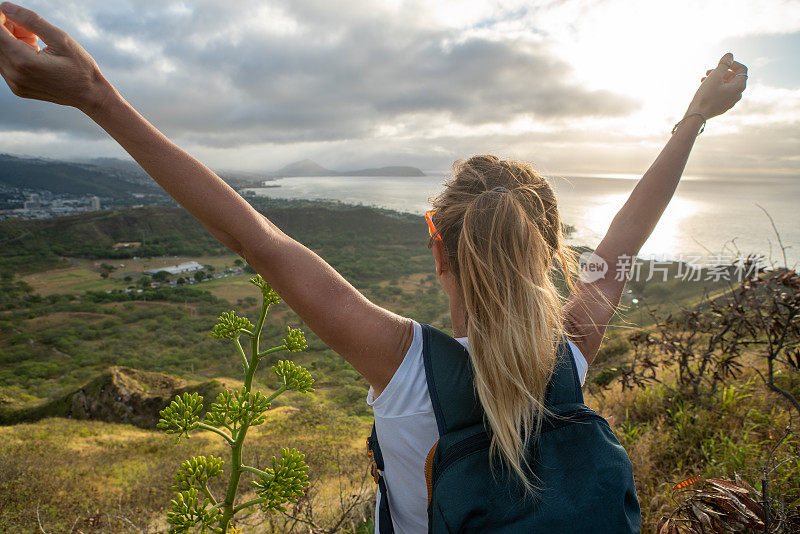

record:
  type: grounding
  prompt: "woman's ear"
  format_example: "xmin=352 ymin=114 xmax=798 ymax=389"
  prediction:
xmin=432 ymin=239 xmax=449 ymax=277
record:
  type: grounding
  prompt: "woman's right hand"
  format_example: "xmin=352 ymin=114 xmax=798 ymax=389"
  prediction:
xmin=685 ymin=52 xmax=747 ymax=120
xmin=0 ymin=2 xmax=111 ymax=113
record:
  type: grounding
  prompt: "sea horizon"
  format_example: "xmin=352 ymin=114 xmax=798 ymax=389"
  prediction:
xmin=244 ymin=172 xmax=800 ymax=269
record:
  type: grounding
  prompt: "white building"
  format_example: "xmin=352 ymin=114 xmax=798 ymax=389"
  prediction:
xmin=145 ymin=261 xmax=204 ymax=276
xmin=23 ymin=193 xmax=41 ymax=210
xmin=89 ymin=196 xmax=101 ymax=210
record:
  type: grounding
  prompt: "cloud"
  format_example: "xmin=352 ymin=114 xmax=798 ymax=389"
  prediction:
xmin=0 ymin=0 xmax=797 ymax=178
xmin=1 ymin=0 xmax=636 ymax=147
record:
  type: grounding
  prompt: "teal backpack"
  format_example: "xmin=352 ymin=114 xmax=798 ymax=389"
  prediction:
xmin=368 ymin=324 xmax=641 ymax=533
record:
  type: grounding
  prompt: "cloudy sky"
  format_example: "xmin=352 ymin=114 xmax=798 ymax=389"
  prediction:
xmin=1 ymin=0 xmax=798 ymax=177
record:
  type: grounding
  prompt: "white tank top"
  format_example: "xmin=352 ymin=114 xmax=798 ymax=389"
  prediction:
xmin=366 ymin=320 xmax=588 ymax=533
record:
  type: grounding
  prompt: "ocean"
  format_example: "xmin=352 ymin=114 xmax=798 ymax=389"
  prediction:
xmin=244 ymin=173 xmax=800 ymax=268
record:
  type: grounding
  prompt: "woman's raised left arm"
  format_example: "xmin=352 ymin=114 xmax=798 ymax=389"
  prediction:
xmin=564 ymin=52 xmax=748 ymax=364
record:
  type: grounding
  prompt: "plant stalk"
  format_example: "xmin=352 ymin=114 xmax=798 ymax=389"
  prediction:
xmin=218 ymin=299 xmax=269 ymax=531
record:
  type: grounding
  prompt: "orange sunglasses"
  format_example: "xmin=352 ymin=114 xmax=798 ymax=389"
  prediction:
xmin=425 ymin=209 xmax=442 ymax=242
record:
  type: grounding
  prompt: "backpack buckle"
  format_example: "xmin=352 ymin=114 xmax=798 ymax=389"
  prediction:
xmin=370 ymin=462 xmax=381 ymax=485
xmin=366 ymin=437 xmax=380 ymax=485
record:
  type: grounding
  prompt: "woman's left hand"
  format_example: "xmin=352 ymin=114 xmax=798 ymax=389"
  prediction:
xmin=687 ymin=52 xmax=747 ymax=120
xmin=0 ymin=2 xmax=110 ymax=113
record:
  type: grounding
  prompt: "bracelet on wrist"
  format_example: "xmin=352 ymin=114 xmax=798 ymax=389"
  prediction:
xmin=671 ymin=112 xmax=707 ymax=136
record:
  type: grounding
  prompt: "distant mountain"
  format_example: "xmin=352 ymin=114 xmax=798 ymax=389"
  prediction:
xmin=273 ymin=159 xmax=425 ymax=177
xmin=0 ymin=154 xmax=160 ymax=197
xmin=275 ymin=159 xmax=332 ymax=177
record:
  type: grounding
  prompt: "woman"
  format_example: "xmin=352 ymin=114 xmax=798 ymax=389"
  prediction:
xmin=0 ymin=3 xmax=747 ymax=532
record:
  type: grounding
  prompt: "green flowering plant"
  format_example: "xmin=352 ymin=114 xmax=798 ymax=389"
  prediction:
xmin=158 ymin=392 xmax=205 ymax=440
xmin=158 ymin=274 xmax=314 ymax=533
xmin=251 ymin=448 xmax=310 ymax=513
xmin=211 ymin=311 xmax=255 ymax=340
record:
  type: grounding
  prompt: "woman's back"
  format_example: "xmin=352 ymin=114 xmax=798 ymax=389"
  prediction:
xmin=367 ymin=320 xmax=588 ymax=533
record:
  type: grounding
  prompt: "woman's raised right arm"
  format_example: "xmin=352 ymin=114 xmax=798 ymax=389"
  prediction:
xmin=0 ymin=3 xmax=414 ymax=391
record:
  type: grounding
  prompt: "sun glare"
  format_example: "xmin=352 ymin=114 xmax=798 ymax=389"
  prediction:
xmin=540 ymin=2 xmax=745 ymax=135
xmin=575 ymin=192 xmax=700 ymax=261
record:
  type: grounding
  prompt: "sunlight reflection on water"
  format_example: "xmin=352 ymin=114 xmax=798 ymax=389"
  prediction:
xmin=568 ymin=192 xmax=701 ymax=260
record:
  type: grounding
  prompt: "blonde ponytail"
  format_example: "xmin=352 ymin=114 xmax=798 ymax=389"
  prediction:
xmin=430 ymin=155 xmax=577 ymax=493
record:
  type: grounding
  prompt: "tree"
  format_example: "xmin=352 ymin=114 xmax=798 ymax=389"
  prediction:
xmin=100 ymin=263 xmax=116 ymax=280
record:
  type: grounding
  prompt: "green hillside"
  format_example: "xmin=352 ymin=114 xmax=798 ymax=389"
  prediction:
xmin=0 ymin=153 xmax=159 ymax=197
xmin=0 ymin=198 xmax=433 ymax=277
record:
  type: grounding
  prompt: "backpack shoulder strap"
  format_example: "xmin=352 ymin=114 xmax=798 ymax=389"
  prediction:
xmin=421 ymin=324 xmax=583 ymax=435
xmin=545 ymin=338 xmax=585 ymax=406
xmin=421 ymin=324 xmax=483 ymax=434
xmin=367 ymin=424 xmax=394 ymax=533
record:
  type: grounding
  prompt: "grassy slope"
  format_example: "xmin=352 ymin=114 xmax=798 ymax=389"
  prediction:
xmin=1 ymin=201 xmax=794 ymax=531
xmin=0 ymin=408 xmax=373 ymax=533
xmin=584 ymin=348 xmax=800 ymax=531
